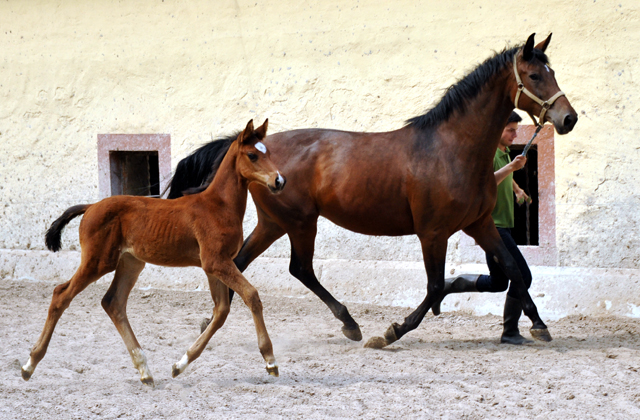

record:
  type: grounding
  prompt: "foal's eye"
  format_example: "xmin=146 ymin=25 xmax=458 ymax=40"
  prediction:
xmin=529 ymin=73 xmax=541 ymax=81
xmin=248 ymin=153 xmax=258 ymax=162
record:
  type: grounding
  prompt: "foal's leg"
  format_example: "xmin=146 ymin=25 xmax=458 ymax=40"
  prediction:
xmin=464 ymin=217 xmax=551 ymax=341
xmin=204 ymin=260 xmax=278 ymax=376
xmin=100 ymin=253 xmax=155 ymax=386
xmin=22 ymin=259 xmax=112 ymax=380
xmin=365 ymin=234 xmax=448 ymax=349
xmin=173 ymin=274 xmax=230 ymax=377
xmin=200 ymin=209 xmax=285 ymax=333
xmin=288 ymin=224 xmax=362 ymax=341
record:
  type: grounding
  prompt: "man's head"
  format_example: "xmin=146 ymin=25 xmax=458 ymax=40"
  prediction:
xmin=499 ymin=111 xmax=522 ymax=151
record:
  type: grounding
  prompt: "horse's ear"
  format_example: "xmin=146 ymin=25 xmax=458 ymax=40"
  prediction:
xmin=535 ymin=33 xmax=552 ymax=53
xmin=523 ymin=33 xmax=535 ymax=61
xmin=255 ymin=118 xmax=268 ymax=140
xmin=240 ymin=119 xmax=255 ymax=144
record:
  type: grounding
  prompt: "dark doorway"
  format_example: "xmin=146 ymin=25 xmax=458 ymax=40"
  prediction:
xmin=109 ymin=151 xmax=160 ymax=196
xmin=508 ymin=146 xmax=539 ymax=246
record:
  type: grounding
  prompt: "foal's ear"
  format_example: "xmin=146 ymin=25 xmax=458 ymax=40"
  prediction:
xmin=240 ymin=119 xmax=255 ymax=144
xmin=534 ymin=33 xmax=552 ymax=53
xmin=523 ymin=33 xmax=535 ymax=61
xmin=254 ymin=118 xmax=268 ymax=140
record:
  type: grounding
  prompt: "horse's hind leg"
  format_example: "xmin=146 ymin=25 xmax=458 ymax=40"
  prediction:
xmin=100 ymin=253 xmax=154 ymax=385
xmin=173 ymin=274 xmax=230 ymax=377
xmin=205 ymin=260 xmax=278 ymax=377
xmin=22 ymin=260 xmax=110 ymax=380
xmin=464 ymin=217 xmax=551 ymax=341
xmin=288 ymin=225 xmax=362 ymax=341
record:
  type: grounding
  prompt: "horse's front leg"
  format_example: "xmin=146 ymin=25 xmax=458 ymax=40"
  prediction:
xmin=464 ymin=217 xmax=552 ymax=341
xmin=364 ymin=234 xmax=448 ymax=349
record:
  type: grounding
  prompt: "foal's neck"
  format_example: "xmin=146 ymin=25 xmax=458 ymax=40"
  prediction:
xmin=200 ymin=143 xmax=248 ymax=219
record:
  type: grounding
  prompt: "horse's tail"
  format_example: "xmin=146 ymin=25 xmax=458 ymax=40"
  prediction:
xmin=166 ymin=132 xmax=239 ymax=199
xmin=45 ymin=204 xmax=91 ymax=252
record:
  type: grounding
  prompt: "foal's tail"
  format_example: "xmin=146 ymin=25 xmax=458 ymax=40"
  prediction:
xmin=165 ymin=132 xmax=239 ymax=199
xmin=45 ymin=204 xmax=91 ymax=252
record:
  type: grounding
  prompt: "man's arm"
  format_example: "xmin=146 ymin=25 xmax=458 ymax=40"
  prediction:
xmin=495 ymin=155 xmax=527 ymax=185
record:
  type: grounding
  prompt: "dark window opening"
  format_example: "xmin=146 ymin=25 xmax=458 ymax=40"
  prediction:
xmin=109 ymin=151 xmax=160 ymax=196
xmin=509 ymin=145 xmax=539 ymax=246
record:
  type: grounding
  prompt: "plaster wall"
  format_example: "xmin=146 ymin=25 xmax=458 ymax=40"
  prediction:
xmin=1 ymin=0 xmax=638 ymax=317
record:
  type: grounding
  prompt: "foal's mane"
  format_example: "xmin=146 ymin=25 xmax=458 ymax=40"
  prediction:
xmin=406 ymin=45 xmax=549 ymax=130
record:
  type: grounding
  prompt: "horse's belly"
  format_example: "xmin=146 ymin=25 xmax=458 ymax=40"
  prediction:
xmin=320 ymin=205 xmax=415 ymax=236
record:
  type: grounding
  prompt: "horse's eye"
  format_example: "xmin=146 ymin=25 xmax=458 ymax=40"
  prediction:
xmin=529 ymin=73 xmax=541 ymax=81
xmin=248 ymin=153 xmax=258 ymax=162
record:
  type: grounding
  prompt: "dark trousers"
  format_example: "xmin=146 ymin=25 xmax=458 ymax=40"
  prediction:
xmin=476 ymin=227 xmax=532 ymax=299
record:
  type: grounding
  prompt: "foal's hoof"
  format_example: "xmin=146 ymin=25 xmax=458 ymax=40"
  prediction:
xmin=266 ymin=363 xmax=279 ymax=377
xmin=342 ymin=325 xmax=363 ymax=341
xmin=21 ymin=367 xmax=32 ymax=381
xmin=200 ymin=317 xmax=211 ymax=334
xmin=140 ymin=376 xmax=155 ymax=387
xmin=171 ymin=363 xmax=181 ymax=378
xmin=530 ymin=327 xmax=553 ymax=342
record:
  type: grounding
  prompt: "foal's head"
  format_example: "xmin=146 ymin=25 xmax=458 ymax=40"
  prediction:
xmin=512 ymin=33 xmax=578 ymax=134
xmin=235 ymin=119 xmax=286 ymax=193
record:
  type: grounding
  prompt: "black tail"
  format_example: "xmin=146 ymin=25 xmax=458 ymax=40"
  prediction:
xmin=45 ymin=204 xmax=91 ymax=252
xmin=166 ymin=133 xmax=239 ymax=199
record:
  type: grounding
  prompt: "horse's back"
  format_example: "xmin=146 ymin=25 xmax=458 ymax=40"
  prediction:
xmin=256 ymin=128 xmax=417 ymax=235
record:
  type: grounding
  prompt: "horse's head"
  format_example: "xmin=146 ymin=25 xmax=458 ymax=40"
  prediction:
xmin=512 ymin=33 xmax=578 ymax=134
xmin=235 ymin=119 xmax=286 ymax=193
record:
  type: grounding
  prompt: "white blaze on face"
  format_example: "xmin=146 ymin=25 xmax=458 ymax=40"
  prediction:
xmin=544 ymin=65 xmax=550 ymax=73
xmin=255 ymin=142 xmax=267 ymax=154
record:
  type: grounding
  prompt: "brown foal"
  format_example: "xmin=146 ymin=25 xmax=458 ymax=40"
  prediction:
xmin=22 ymin=119 xmax=285 ymax=386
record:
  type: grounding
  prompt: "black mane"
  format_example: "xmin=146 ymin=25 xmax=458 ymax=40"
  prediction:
xmin=406 ymin=45 xmax=549 ymax=130
xmin=166 ymin=132 xmax=239 ymax=198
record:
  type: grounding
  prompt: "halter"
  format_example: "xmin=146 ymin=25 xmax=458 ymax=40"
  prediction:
xmin=512 ymin=52 xmax=565 ymax=156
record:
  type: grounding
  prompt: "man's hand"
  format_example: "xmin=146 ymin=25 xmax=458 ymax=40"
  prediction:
xmin=513 ymin=180 xmax=532 ymax=205
xmin=510 ymin=155 xmax=527 ymax=171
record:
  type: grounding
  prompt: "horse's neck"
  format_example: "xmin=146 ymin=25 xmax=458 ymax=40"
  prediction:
xmin=442 ymin=71 xmax=515 ymax=165
xmin=200 ymin=145 xmax=248 ymax=219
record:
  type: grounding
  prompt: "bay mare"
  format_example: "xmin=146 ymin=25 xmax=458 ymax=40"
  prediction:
xmin=169 ymin=34 xmax=577 ymax=348
xmin=22 ymin=120 xmax=286 ymax=385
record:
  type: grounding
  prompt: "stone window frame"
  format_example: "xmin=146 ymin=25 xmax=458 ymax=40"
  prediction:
xmin=97 ymin=134 xmax=172 ymax=200
xmin=459 ymin=125 xmax=557 ymax=266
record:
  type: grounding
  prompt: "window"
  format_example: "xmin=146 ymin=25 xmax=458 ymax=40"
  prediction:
xmin=98 ymin=134 xmax=171 ymax=199
xmin=459 ymin=125 xmax=557 ymax=266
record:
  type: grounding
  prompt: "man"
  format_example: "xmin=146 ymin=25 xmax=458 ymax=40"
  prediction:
xmin=432 ymin=111 xmax=534 ymax=345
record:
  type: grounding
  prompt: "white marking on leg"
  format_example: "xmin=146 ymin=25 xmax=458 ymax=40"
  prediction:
xmin=130 ymin=348 xmax=153 ymax=383
xmin=175 ymin=353 xmax=189 ymax=375
xmin=22 ymin=357 xmax=35 ymax=375
xmin=255 ymin=142 xmax=267 ymax=154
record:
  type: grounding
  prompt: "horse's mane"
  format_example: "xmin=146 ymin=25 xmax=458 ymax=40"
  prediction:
xmin=166 ymin=132 xmax=239 ymax=198
xmin=406 ymin=45 xmax=549 ymax=130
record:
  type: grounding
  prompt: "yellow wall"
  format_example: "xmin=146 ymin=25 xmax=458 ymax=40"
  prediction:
xmin=0 ymin=0 xmax=638 ymax=270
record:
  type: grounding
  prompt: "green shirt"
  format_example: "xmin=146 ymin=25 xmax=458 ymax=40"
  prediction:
xmin=492 ymin=147 xmax=514 ymax=228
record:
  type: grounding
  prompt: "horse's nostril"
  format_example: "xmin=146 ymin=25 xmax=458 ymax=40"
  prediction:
xmin=564 ymin=113 xmax=577 ymax=129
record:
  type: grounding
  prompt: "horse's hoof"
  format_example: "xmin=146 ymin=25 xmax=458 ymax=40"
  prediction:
xmin=500 ymin=334 xmax=534 ymax=345
xmin=21 ymin=367 xmax=32 ymax=381
xmin=342 ymin=325 xmax=363 ymax=341
xmin=141 ymin=376 xmax=155 ymax=387
xmin=200 ymin=317 xmax=211 ymax=334
xmin=431 ymin=301 xmax=442 ymax=316
xmin=266 ymin=363 xmax=279 ymax=377
xmin=171 ymin=363 xmax=181 ymax=378
xmin=364 ymin=336 xmax=387 ymax=349
xmin=530 ymin=327 xmax=553 ymax=342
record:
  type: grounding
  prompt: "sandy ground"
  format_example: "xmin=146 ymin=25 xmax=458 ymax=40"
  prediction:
xmin=2 ymin=280 xmax=640 ymax=419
